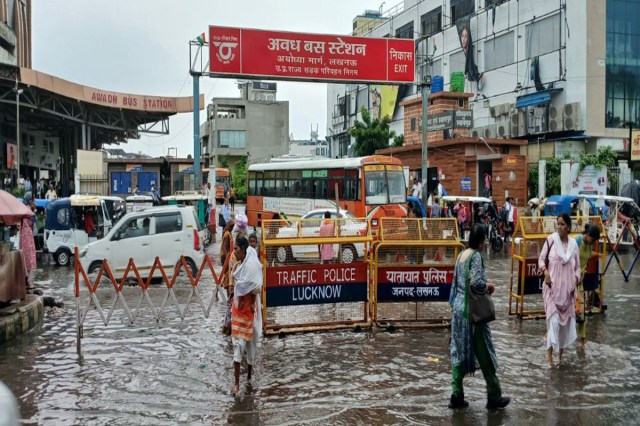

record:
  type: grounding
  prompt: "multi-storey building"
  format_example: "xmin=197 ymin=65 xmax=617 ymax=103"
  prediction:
xmin=200 ymin=81 xmax=289 ymax=172
xmin=327 ymin=0 xmax=640 ymax=195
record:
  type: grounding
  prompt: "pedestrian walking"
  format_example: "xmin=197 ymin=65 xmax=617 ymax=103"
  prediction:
xmin=220 ymin=219 xmax=235 ymax=336
xmin=448 ymin=224 xmax=510 ymax=409
xmin=45 ymin=183 xmax=57 ymax=200
xmin=574 ymin=223 xmax=601 ymax=350
xmin=318 ymin=211 xmax=335 ymax=264
xmin=230 ymin=237 xmax=263 ymax=396
xmin=483 ymin=171 xmax=492 ymax=197
xmin=20 ymin=196 xmax=36 ymax=289
xmin=230 ymin=186 xmax=236 ymax=211
xmin=539 ymin=213 xmax=580 ymax=366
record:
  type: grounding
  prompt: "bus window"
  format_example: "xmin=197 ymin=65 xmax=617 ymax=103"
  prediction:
xmin=387 ymin=168 xmax=407 ymax=204
xmin=365 ymin=170 xmax=388 ymax=205
xmin=315 ymin=179 xmax=328 ymax=198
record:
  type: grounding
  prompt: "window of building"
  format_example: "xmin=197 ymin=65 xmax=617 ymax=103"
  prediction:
xmin=411 ymin=117 xmax=417 ymax=132
xmin=605 ymin=0 xmax=640 ymax=129
xmin=526 ymin=14 xmax=561 ymax=58
xmin=421 ymin=7 xmax=441 ymax=37
xmin=219 ymin=130 xmax=246 ymax=149
xmin=484 ymin=31 xmax=514 ymax=71
xmin=449 ymin=50 xmax=466 ymax=74
xmin=431 ymin=58 xmax=443 ymax=78
xmin=451 ymin=0 xmax=474 ymax=24
xmin=395 ymin=21 xmax=414 ymax=39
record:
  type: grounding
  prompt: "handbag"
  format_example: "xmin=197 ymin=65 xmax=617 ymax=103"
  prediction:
xmin=539 ymin=239 xmax=555 ymax=278
xmin=465 ymin=251 xmax=496 ymax=324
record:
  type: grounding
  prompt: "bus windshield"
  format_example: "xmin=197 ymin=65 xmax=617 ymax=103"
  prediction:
xmin=364 ymin=167 xmax=406 ymax=205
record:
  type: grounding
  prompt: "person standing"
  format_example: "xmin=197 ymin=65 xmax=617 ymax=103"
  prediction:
xmin=24 ymin=177 xmax=32 ymax=192
xmin=574 ymin=224 xmax=601 ymax=350
xmin=220 ymin=219 xmax=236 ymax=336
xmin=221 ymin=199 xmax=230 ymax=230
xmin=20 ymin=198 xmax=36 ymax=289
xmin=45 ymin=183 xmax=57 ymax=200
xmin=539 ymin=213 xmax=580 ymax=366
xmin=502 ymin=198 xmax=514 ymax=243
xmin=230 ymin=237 xmax=263 ymax=396
xmin=318 ymin=211 xmax=335 ymax=264
xmin=448 ymin=224 xmax=510 ymax=409
xmin=431 ymin=196 xmax=441 ymax=218
xmin=483 ymin=172 xmax=492 ymax=197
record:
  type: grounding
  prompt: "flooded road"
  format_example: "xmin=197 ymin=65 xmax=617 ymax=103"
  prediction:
xmin=1 ymin=246 xmax=640 ymax=425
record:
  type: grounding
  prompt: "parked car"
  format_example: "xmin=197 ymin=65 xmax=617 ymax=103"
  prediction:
xmin=79 ymin=205 xmax=205 ymax=278
xmin=272 ymin=208 xmax=367 ymax=264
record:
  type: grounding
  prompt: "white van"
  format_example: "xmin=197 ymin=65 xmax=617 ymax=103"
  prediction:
xmin=79 ymin=205 xmax=205 ymax=278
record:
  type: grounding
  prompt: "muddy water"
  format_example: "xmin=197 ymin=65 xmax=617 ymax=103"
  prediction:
xmin=1 ymin=248 xmax=640 ymax=425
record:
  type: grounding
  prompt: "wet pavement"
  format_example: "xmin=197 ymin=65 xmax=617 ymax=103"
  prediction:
xmin=1 ymin=240 xmax=640 ymax=425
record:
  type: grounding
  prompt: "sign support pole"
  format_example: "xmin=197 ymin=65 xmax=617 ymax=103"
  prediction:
xmin=193 ymin=73 xmax=201 ymax=191
xmin=418 ymin=37 xmax=431 ymax=209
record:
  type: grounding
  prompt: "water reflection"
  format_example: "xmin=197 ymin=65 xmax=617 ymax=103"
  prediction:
xmin=0 ymin=250 xmax=639 ymax=424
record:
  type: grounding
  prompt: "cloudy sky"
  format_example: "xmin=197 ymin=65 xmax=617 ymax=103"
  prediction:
xmin=32 ymin=0 xmax=386 ymax=157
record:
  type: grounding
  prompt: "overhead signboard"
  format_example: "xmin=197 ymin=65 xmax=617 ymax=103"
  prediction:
xmin=209 ymin=26 xmax=415 ymax=84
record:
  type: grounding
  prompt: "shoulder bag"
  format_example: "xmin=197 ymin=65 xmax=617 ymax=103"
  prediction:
xmin=539 ymin=239 xmax=555 ymax=278
xmin=465 ymin=251 xmax=496 ymax=324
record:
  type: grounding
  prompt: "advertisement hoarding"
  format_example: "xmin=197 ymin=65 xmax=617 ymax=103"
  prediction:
xmin=209 ymin=26 xmax=415 ymax=84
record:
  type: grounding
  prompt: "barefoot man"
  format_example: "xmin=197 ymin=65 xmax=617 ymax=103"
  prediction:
xmin=230 ymin=236 xmax=263 ymax=396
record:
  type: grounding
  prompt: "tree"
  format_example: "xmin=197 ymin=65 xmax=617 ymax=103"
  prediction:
xmin=393 ymin=134 xmax=404 ymax=147
xmin=232 ymin=156 xmax=247 ymax=201
xmin=545 ymin=156 xmax=563 ymax=196
xmin=528 ymin=166 xmax=539 ymax=200
xmin=219 ymin=155 xmax=230 ymax=168
xmin=348 ymin=107 xmax=396 ymax=156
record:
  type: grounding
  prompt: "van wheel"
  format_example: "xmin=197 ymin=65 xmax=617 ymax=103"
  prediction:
xmin=54 ymin=249 xmax=71 ymax=267
xmin=340 ymin=244 xmax=357 ymax=264
xmin=276 ymin=246 xmax=292 ymax=263
xmin=88 ymin=261 xmax=104 ymax=274
xmin=186 ymin=258 xmax=198 ymax=277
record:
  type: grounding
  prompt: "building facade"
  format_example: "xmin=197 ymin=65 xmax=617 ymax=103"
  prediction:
xmin=200 ymin=81 xmax=289 ymax=172
xmin=327 ymin=0 xmax=640 ymax=194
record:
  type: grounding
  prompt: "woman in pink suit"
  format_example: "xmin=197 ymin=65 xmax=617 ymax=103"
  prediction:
xmin=319 ymin=211 xmax=335 ymax=264
xmin=538 ymin=212 xmax=581 ymax=366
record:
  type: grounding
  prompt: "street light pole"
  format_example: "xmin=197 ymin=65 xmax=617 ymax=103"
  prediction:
xmin=14 ymin=81 xmax=23 ymax=185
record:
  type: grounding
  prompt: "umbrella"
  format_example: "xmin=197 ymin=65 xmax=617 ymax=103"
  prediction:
xmin=0 ymin=189 xmax=35 ymax=226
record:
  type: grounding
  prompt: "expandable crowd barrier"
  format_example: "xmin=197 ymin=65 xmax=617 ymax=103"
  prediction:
xmin=372 ymin=217 xmax=463 ymax=328
xmin=73 ymin=247 xmax=229 ymax=353
xmin=602 ymin=215 xmax=640 ymax=282
xmin=260 ymin=216 xmax=373 ymax=335
xmin=509 ymin=216 xmax=606 ymax=319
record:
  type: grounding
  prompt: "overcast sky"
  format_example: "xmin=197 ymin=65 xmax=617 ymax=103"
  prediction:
xmin=32 ymin=0 xmax=386 ymax=158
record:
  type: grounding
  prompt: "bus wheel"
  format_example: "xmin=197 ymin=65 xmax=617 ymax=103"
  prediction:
xmin=276 ymin=246 xmax=292 ymax=263
xmin=55 ymin=249 xmax=71 ymax=267
xmin=340 ymin=244 xmax=357 ymax=264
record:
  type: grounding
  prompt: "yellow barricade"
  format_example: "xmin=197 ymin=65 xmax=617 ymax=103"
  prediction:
xmin=509 ymin=216 xmax=606 ymax=319
xmin=373 ymin=217 xmax=464 ymax=328
xmin=260 ymin=216 xmax=373 ymax=335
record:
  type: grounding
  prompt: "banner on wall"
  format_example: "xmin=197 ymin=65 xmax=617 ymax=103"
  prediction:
xmin=6 ymin=143 xmax=16 ymax=169
xmin=632 ymin=130 xmax=640 ymax=162
xmin=568 ymin=164 xmax=607 ymax=196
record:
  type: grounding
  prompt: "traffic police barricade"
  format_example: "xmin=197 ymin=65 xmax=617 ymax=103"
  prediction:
xmin=509 ymin=215 xmax=606 ymax=319
xmin=261 ymin=215 xmax=373 ymax=335
xmin=372 ymin=217 xmax=463 ymax=328
xmin=73 ymin=248 xmax=229 ymax=354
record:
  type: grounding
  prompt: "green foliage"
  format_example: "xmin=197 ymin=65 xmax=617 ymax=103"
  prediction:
xmin=219 ymin=155 xmax=230 ymax=168
xmin=393 ymin=134 xmax=404 ymax=147
xmin=10 ymin=187 xmax=25 ymax=198
xmin=528 ymin=166 xmax=539 ymax=200
xmin=232 ymin=156 xmax=247 ymax=201
xmin=545 ymin=156 xmax=562 ymax=196
xmin=348 ymin=107 xmax=396 ymax=156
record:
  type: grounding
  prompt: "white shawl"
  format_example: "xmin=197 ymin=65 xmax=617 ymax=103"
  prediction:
xmin=232 ymin=246 xmax=263 ymax=339
xmin=551 ymin=232 xmax=578 ymax=265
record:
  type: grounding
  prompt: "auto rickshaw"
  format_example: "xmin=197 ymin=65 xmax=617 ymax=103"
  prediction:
xmin=44 ymin=195 xmax=125 ymax=266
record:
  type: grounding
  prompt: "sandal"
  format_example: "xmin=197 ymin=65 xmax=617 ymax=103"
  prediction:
xmin=231 ymin=385 xmax=239 ymax=396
